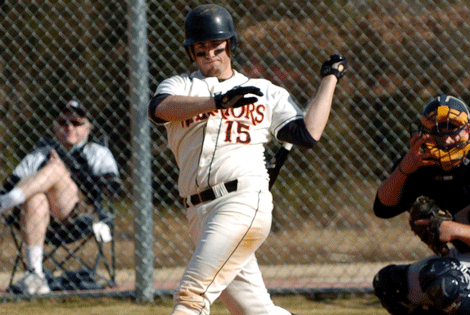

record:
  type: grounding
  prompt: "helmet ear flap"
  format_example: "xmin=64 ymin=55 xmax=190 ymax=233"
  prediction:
xmin=226 ymin=38 xmax=233 ymax=57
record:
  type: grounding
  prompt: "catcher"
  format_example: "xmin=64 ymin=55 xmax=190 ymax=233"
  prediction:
xmin=373 ymin=95 xmax=470 ymax=315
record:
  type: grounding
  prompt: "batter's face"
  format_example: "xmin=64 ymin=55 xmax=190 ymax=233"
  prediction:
xmin=54 ymin=112 xmax=91 ymax=151
xmin=193 ymin=40 xmax=233 ymax=80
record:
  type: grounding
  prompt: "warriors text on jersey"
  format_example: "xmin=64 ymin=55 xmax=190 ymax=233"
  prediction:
xmin=151 ymin=70 xmax=303 ymax=197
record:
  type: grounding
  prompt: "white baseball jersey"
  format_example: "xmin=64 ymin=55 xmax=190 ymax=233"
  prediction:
xmin=153 ymin=70 xmax=303 ymax=198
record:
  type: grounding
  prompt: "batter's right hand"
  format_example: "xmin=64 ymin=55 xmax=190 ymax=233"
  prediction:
xmin=399 ymin=134 xmax=439 ymax=174
xmin=214 ymin=86 xmax=263 ymax=109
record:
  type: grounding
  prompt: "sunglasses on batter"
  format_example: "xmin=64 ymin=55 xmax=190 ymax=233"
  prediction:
xmin=57 ymin=119 xmax=86 ymax=127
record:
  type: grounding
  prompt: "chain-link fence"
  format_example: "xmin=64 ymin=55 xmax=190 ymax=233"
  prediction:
xmin=2 ymin=0 xmax=470 ymax=299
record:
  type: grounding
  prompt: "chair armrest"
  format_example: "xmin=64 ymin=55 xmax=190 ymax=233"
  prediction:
xmin=97 ymin=174 xmax=121 ymax=197
xmin=92 ymin=221 xmax=112 ymax=243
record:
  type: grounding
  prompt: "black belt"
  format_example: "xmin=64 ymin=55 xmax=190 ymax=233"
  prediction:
xmin=186 ymin=179 xmax=238 ymax=207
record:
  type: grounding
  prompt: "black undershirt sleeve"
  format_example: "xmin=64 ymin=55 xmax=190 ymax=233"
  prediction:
xmin=277 ymin=118 xmax=317 ymax=148
xmin=148 ymin=93 xmax=171 ymax=124
xmin=373 ymin=193 xmax=407 ymax=218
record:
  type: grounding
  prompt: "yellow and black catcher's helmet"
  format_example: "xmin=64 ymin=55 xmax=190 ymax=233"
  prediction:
xmin=420 ymin=95 xmax=470 ymax=171
xmin=421 ymin=95 xmax=469 ymax=133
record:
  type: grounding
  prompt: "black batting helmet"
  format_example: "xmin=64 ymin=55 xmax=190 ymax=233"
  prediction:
xmin=183 ymin=4 xmax=238 ymax=60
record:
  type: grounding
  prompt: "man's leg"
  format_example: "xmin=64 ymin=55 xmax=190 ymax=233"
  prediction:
xmin=0 ymin=150 xmax=79 ymax=213
xmin=10 ymin=151 xmax=80 ymax=294
xmin=374 ymin=256 xmax=470 ymax=314
xmin=172 ymin=190 xmax=273 ymax=315
xmin=416 ymin=257 xmax=470 ymax=314
xmin=19 ymin=150 xmax=79 ymax=211
xmin=21 ymin=193 xmax=50 ymax=276
xmin=21 ymin=150 xmax=80 ymax=263
xmin=219 ymin=255 xmax=292 ymax=315
xmin=373 ymin=263 xmax=420 ymax=314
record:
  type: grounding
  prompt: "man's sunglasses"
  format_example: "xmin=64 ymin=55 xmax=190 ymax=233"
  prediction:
xmin=57 ymin=119 xmax=86 ymax=127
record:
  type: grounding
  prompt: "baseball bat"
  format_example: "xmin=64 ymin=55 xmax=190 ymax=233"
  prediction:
xmin=267 ymin=142 xmax=293 ymax=190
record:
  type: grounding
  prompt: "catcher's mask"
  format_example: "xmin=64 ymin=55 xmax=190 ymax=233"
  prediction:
xmin=419 ymin=95 xmax=470 ymax=171
xmin=183 ymin=4 xmax=238 ymax=62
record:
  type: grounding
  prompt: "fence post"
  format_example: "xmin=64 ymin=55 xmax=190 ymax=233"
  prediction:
xmin=128 ymin=0 xmax=154 ymax=302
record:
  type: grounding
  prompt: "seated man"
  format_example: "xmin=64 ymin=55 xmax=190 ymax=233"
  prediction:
xmin=0 ymin=100 xmax=120 ymax=295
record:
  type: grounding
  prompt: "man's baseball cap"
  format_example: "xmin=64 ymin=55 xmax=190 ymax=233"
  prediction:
xmin=57 ymin=100 xmax=88 ymax=118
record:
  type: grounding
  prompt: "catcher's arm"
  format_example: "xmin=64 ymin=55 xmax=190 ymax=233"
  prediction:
xmin=267 ymin=142 xmax=292 ymax=190
xmin=439 ymin=219 xmax=470 ymax=253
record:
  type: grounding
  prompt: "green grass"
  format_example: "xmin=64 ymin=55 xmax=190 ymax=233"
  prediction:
xmin=1 ymin=294 xmax=389 ymax=315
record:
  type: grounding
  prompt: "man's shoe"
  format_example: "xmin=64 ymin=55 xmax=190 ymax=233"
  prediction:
xmin=9 ymin=270 xmax=51 ymax=295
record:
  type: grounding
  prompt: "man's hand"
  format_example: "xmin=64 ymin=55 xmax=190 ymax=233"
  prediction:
xmin=320 ymin=54 xmax=347 ymax=80
xmin=48 ymin=149 xmax=63 ymax=165
xmin=214 ymin=86 xmax=263 ymax=109
xmin=409 ymin=196 xmax=453 ymax=256
xmin=398 ymin=134 xmax=439 ymax=175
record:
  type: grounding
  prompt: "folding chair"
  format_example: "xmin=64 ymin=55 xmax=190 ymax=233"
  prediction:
xmin=3 ymin=201 xmax=116 ymax=292
xmin=2 ymin=136 xmax=118 ymax=292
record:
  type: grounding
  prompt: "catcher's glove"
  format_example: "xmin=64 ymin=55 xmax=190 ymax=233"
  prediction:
xmin=408 ymin=196 xmax=453 ymax=256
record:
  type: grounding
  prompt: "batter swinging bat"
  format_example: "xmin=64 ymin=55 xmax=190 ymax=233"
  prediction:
xmin=267 ymin=142 xmax=293 ymax=190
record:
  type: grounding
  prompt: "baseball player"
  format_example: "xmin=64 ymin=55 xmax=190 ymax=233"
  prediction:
xmin=373 ymin=95 xmax=470 ymax=314
xmin=0 ymin=100 xmax=120 ymax=295
xmin=148 ymin=4 xmax=346 ymax=315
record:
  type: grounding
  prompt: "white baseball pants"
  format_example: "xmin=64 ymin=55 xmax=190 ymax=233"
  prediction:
xmin=172 ymin=188 xmax=291 ymax=315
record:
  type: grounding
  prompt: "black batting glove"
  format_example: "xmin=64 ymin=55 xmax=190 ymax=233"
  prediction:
xmin=214 ymin=86 xmax=263 ymax=109
xmin=320 ymin=54 xmax=347 ymax=81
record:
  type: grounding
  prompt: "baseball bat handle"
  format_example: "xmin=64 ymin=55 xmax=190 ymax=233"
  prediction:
xmin=282 ymin=142 xmax=293 ymax=151
xmin=267 ymin=142 xmax=292 ymax=190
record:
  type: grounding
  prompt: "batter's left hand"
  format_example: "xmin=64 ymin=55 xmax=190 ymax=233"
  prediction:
xmin=214 ymin=86 xmax=263 ymax=109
